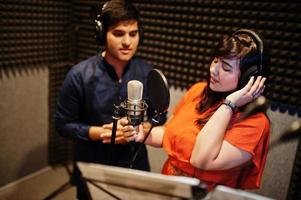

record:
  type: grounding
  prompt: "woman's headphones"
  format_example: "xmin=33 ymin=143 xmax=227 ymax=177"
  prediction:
xmin=94 ymin=1 xmax=143 ymax=46
xmin=232 ymin=29 xmax=265 ymax=88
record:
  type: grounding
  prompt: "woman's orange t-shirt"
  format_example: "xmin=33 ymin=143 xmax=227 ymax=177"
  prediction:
xmin=162 ymin=82 xmax=270 ymax=190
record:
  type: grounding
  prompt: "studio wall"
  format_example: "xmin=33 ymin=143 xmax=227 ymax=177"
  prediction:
xmin=0 ymin=1 xmax=300 ymax=199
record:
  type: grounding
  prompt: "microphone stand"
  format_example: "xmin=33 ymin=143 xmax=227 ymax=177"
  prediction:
xmin=62 ymin=104 xmax=123 ymax=200
xmin=109 ymin=104 xmax=122 ymax=164
xmin=44 ymin=104 xmax=124 ymax=200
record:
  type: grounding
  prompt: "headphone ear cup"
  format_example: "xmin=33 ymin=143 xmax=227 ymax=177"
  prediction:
xmin=239 ymin=65 xmax=259 ymax=89
xmin=138 ymin=25 xmax=144 ymax=45
xmin=95 ymin=19 xmax=106 ymax=45
xmin=95 ymin=2 xmax=108 ymax=46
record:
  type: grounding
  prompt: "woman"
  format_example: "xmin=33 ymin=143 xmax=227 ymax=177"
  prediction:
xmin=122 ymin=29 xmax=270 ymax=190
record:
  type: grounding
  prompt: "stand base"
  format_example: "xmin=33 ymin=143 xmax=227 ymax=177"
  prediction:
xmin=43 ymin=164 xmax=92 ymax=200
xmin=43 ymin=181 xmax=73 ymax=200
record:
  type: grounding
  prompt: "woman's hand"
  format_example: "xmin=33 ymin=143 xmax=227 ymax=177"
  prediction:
xmin=226 ymin=76 xmax=266 ymax=108
xmin=118 ymin=117 xmax=137 ymax=142
xmin=134 ymin=122 xmax=151 ymax=143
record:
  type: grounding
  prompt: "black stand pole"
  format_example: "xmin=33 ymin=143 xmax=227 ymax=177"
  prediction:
xmin=109 ymin=104 xmax=121 ymax=164
xmin=44 ymin=105 xmax=123 ymax=199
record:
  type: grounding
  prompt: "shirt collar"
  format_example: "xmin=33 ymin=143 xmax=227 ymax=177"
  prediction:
xmin=100 ymin=56 xmax=130 ymax=82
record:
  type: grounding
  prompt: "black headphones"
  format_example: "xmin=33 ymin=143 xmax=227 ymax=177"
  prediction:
xmin=95 ymin=1 xmax=143 ymax=46
xmin=95 ymin=2 xmax=108 ymax=45
xmin=232 ymin=29 xmax=264 ymax=88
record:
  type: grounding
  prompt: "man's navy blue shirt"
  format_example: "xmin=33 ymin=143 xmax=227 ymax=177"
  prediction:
xmin=55 ymin=55 xmax=166 ymax=170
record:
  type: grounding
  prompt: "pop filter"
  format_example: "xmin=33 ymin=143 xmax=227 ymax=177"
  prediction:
xmin=147 ymin=69 xmax=170 ymax=115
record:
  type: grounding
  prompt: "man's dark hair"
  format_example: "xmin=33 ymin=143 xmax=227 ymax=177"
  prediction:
xmin=95 ymin=0 xmax=143 ymax=45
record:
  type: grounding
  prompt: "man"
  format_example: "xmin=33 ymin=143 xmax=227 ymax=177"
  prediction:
xmin=55 ymin=1 xmax=166 ymax=198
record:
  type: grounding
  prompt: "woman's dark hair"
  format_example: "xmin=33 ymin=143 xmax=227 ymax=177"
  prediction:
xmin=196 ymin=32 xmax=265 ymax=126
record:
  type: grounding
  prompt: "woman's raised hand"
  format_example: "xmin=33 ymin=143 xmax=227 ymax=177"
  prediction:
xmin=226 ymin=76 xmax=266 ymax=108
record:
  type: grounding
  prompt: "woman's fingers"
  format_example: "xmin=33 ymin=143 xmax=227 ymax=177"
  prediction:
xmin=227 ymin=76 xmax=266 ymax=107
xmin=248 ymin=76 xmax=260 ymax=93
xmin=249 ymin=76 xmax=266 ymax=99
xmin=259 ymin=77 xmax=266 ymax=89
xmin=244 ymin=76 xmax=255 ymax=92
xmin=135 ymin=124 xmax=146 ymax=142
xmin=254 ymin=78 xmax=266 ymax=98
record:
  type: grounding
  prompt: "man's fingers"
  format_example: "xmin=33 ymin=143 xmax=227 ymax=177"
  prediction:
xmin=100 ymin=130 xmax=123 ymax=140
xmin=122 ymin=125 xmax=134 ymax=133
xmin=119 ymin=117 xmax=129 ymax=126
xmin=102 ymin=123 xmax=113 ymax=130
xmin=101 ymin=120 xmax=136 ymax=143
xmin=102 ymin=135 xmax=134 ymax=144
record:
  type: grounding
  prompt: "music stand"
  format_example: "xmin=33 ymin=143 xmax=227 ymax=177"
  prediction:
xmin=77 ymin=162 xmax=207 ymax=200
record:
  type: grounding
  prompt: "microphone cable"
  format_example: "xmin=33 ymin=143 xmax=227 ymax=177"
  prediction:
xmin=129 ymin=118 xmax=159 ymax=169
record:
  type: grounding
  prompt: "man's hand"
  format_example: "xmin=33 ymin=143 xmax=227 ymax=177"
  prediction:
xmin=88 ymin=117 xmax=136 ymax=144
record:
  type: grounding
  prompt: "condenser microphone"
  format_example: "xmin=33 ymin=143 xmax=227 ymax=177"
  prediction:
xmin=124 ymin=80 xmax=148 ymax=127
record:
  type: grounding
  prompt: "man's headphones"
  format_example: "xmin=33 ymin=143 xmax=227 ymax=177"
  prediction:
xmin=94 ymin=1 xmax=143 ymax=46
xmin=232 ymin=29 xmax=265 ymax=88
xmin=95 ymin=2 xmax=109 ymax=45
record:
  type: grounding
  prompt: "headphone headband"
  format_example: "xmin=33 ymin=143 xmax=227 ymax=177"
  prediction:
xmin=233 ymin=29 xmax=263 ymax=54
xmin=232 ymin=29 xmax=266 ymax=89
xmin=233 ymin=29 xmax=264 ymax=74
